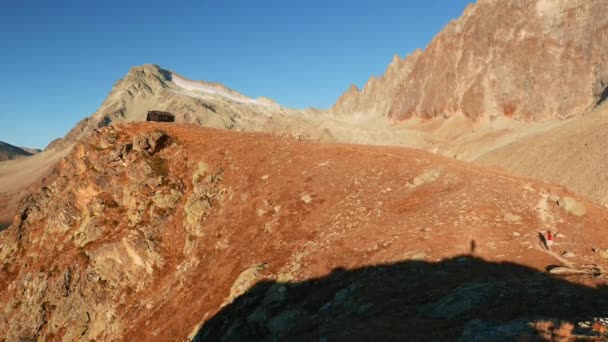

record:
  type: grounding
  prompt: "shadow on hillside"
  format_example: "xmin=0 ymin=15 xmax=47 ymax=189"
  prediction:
xmin=598 ymin=86 xmax=608 ymax=106
xmin=0 ymin=221 xmax=10 ymax=232
xmin=194 ymin=256 xmax=608 ymax=341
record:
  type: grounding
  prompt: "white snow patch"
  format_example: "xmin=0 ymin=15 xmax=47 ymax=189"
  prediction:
xmin=171 ymin=74 xmax=275 ymax=107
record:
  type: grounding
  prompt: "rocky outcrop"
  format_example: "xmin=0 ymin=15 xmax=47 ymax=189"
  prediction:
xmin=132 ymin=130 xmax=172 ymax=157
xmin=183 ymin=161 xmax=228 ymax=236
xmin=0 ymin=125 xmax=189 ymax=340
xmin=333 ymin=0 xmax=608 ymax=121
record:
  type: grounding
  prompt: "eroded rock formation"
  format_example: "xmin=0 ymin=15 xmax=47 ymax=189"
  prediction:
xmin=333 ymin=0 xmax=608 ymax=121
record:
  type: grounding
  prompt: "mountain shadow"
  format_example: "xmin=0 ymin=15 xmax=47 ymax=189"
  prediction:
xmin=597 ymin=85 xmax=608 ymax=106
xmin=194 ymin=256 xmax=608 ymax=341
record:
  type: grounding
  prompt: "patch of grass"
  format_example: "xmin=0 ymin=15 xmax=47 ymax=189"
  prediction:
xmin=148 ymin=155 xmax=169 ymax=178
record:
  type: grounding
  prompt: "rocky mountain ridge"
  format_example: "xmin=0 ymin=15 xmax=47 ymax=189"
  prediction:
xmin=332 ymin=0 xmax=608 ymax=122
xmin=45 ymin=64 xmax=336 ymax=152
xmin=0 ymin=141 xmax=35 ymax=162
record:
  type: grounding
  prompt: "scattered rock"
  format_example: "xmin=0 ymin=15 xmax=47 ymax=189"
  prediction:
xmin=109 ymin=143 xmax=133 ymax=163
xmin=547 ymin=194 xmax=561 ymax=204
xmin=549 ymin=195 xmax=587 ymax=216
xmin=559 ymin=197 xmax=586 ymax=217
xmin=132 ymin=130 xmax=172 ymax=156
xmin=261 ymin=175 xmax=270 ymax=180
xmin=227 ymin=263 xmax=268 ymax=304
xmin=407 ymin=169 xmax=441 ymax=188
xmin=561 ymin=252 xmax=576 ymax=258
xmin=301 ymin=194 xmax=313 ymax=204
xmin=411 ymin=252 xmax=427 ymax=260
xmin=153 ymin=188 xmax=183 ymax=208
xmin=593 ymin=248 xmax=608 ymax=259
xmin=548 ymin=267 xmax=587 ymax=275
xmin=512 ymin=232 xmax=521 ymax=237
xmin=503 ymin=213 xmax=522 ymax=224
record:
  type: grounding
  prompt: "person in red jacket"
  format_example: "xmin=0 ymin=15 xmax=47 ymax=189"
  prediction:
xmin=546 ymin=230 xmax=554 ymax=250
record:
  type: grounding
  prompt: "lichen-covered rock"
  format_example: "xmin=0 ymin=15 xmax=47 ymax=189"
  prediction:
xmin=0 ymin=126 xmax=191 ymax=341
xmin=183 ymin=161 xmax=227 ymax=236
xmin=132 ymin=130 xmax=172 ymax=156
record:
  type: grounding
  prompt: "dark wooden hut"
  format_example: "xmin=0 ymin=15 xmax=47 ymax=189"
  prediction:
xmin=146 ymin=111 xmax=175 ymax=123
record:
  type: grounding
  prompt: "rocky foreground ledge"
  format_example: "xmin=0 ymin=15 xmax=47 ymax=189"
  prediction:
xmin=1 ymin=123 xmax=607 ymax=340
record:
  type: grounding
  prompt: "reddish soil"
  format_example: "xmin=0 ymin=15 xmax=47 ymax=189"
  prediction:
xmin=121 ymin=123 xmax=607 ymax=340
xmin=2 ymin=122 xmax=607 ymax=340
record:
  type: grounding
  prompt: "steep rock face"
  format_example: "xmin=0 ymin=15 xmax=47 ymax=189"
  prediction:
xmin=1 ymin=123 xmax=608 ymax=340
xmin=333 ymin=0 xmax=608 ymax=121
xmin=331 ymin=50 xmax=422 ymax=117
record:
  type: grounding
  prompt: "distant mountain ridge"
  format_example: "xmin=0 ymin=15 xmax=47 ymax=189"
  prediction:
xmin=20 ymin=147 xmax=42 ymax=155
xmin=0 ymin=141 xmax=37 ymax=161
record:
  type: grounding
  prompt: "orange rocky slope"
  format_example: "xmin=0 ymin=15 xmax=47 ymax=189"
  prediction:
xmin=1 ymin=123 xmax=607 ymax=340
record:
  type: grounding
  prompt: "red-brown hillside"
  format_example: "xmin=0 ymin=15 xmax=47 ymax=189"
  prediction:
xmin=1 ymin=123 xmax=607 ymax=340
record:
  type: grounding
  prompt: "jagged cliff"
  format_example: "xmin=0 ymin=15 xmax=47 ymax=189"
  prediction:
xmin=333 ymin=0 xmax=608 ymax=121
xmin=331 ymin=50 xmax=422 ymax=117
xmin=1 ymin=123 xmax=607 ymax=340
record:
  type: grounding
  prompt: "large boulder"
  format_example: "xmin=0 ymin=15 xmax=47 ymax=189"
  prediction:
xmin=132 ymin=130 xmax=172 ymax=156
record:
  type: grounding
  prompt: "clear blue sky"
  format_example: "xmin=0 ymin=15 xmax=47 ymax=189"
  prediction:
xmin=0 ymin=0 xmax=472 ymax=149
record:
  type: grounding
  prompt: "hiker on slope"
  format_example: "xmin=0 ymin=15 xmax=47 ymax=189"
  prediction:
xmin=546 ymin=230 xmax=554 ymax=250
